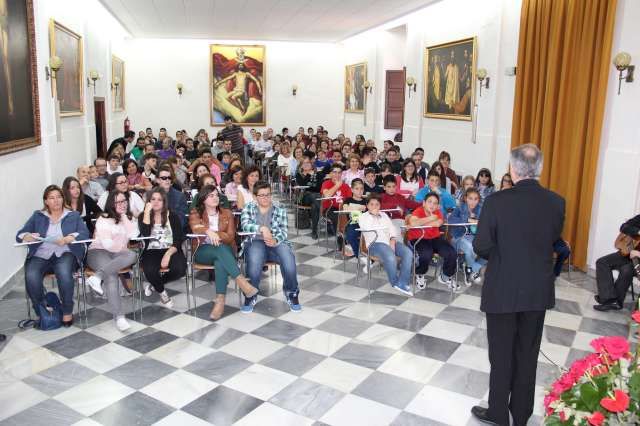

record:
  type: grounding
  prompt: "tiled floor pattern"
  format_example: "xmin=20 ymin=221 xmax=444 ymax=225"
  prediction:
xmin=0 ymin=214 xmax=631 ymax=425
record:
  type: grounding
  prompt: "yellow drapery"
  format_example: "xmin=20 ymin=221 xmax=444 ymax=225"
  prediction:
xmin=511 ymin=0 xmax=618 ymax=269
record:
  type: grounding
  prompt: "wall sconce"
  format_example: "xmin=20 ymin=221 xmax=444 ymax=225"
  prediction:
xmin=406 ymin=76 xmax=417 ymax=97
xmin=45 ymin=55 xmax=63 ymax=81
xmin=111 ymin=76 xmax=121 ymax=95
xmin=613 ymin=52 xmax=634 ymax=95
xmin=363 ymin=80 xmax=373 ymax=94
xmin=292 ymin=84 xmax=298 ymax=96
xmin=477 ymin=68 xmax=490 ymax=96
xmin=87 ymin=70 xmax=99 ymax=92
xmin=177 ymin=83 xmax=184 ymax=96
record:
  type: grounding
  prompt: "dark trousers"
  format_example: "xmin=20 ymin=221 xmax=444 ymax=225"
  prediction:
xmin=552 ymin=239 xmax=570 ymax=277
xmin=596 ymin=251 xmax=634 ymax=304
xmin=345 ymin=223 xmax=360 ymax=256
xmin=413 ymin=238 xmax=456 ymax=276
xmin=486 ymin=311 xmax=546 ymax=426
xmin=141 ymin=249 xmax=187 ymax=293
xmin=300 ymin=191 xmax=321 ymax=232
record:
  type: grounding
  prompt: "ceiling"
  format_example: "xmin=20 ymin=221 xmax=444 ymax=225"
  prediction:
xmin=99 ymin=0 xmax=435 ymax=42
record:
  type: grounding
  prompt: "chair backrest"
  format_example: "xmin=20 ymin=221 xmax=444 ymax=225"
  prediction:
xmin=337 ymin=212 xmax=349 ymax=235
xmin=359 ymin=233 xmax=368 ymax=255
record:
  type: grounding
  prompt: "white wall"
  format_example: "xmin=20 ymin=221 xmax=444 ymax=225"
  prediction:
xmin=587 ymin=0 xmax=640 ymax=270
xmin=0 ymin=0 xmax=128 ymax=289
xmin=124 ymin=39 xmax=343 ymax=137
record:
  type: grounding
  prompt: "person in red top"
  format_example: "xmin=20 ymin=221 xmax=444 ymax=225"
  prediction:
xmin=406 ymin=192 xmax=457 ymax=291
xmin=320 ymin=165 xmax=352 ymax=236
xmin=380 ymin=175 xmax=420 ymax=221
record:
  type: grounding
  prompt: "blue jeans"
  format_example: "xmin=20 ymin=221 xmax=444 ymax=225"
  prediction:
xmin=369 ymin=241 xmax=413 ymax=288
xmin=453 ymin=236 xmax=486 ymax=273
xmin=345 ymin=223 xmax=360 ymax=256
xmin=553 ymin=239 xmax=571 ymax=277
xmin=25 ymin=252 xmax=77 ymax=315
xmin=245 ymin=239 xmax=299 ymax=294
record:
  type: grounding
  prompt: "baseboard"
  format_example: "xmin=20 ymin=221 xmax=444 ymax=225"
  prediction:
xmin=0 ymin=267 xmax=22 ymax=300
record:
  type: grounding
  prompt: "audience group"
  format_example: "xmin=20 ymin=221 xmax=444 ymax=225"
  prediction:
xmin=15 ymin=118 xmax=572 ymax=332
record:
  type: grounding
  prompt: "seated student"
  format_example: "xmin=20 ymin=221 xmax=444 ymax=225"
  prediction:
xmin=449 ymin=188 xmax=486 ymax=286
xmin=224 ymin=166 xmax=244 ymax=204
xmin=142 ymin=153 xmax=159 ymax=184
xmin=93 ymin=158 xmax=110 ymax=189
xmin=129 ymin=137 xmax=147 ymax=163
xmin=553 ymin=239 xmax=571 ymax=277
xmin=314 ymin=149 xmax=332 ymax=170
xmin=190 ymin=163 xmax=211 ymax=191
xmin=253 ymin=134 xmax=272 ymax=153
xmin=395 ymin=159 xmax=425 ymax=198
xmin=139 ymin=188 xmax=186 ymax=309
xmin=123 ymin=159 xmax=152 ymax=195
xmin=412 ymin=153 xmax=428 ymax=182
xmin=413 ymin=147 xmax=430 ymax=171
xmin=320 ymin=164 xmax=352 ymax=236
xmin=62 ymin=176 xmax=102 ymax=235
xmin=157 ymin=137 xmax=176 ymax=160
xmin=376 ymin=162 xmax=394 ymax=186
xmin=290 ymin=146 xmax=304 ymax=177
xmin=361 ymin=147 xmax=380 ymax=174
xmin=438 ymin=151 xmax=460 ymax=193
xmin=77 ymin=165 xmax=105 ymax=201
xmin=218 ymin=151 xmax=232 ymax=172
xmin=185 ymin=138 xmax=199 ymax=161
xmin=189 ymin=148 xmax=222 ymax=186
xmin=17 ymin=185 xmax=90 ymax=327
xmin=190 ymin=173 xmax=231 ymax=210
xmin=156 ymin=166 xmax=188 ymax=228
xmin=499 ymin=173 xmax=513 ymax=190
xmin=363 ymin=167 xmax=382 ymax=195
xmin=407 ymin=192 xmax=458 ymax=291
xmin=277 ymin=144 xmax=293 ymax=177
xmin=359 ymin=194 xmax=413 ymax=296
xmin=331 ymin=150 xmax=345 ymax=168
xmin=240 ymin=182 xmax=301 ymax=312
xmin=236 ymin=166 xmax=261 ymax=210
xmin=295 ymin=156 xmax=325 ymax=239
xmin=342 ymin=154 xmax=364 ymax=186
xmin=380 ymin=175 xmax=420 ymax=230
xmin=107 ymin=153 xmax=123 ymax=175
xmin=455 ymin=175 xmax=476 ymax=206
xmin=189 ymin=185 xmax=258 ymax=319
xmin=98 ymin=173 xmax=145 ymax=217
xmin=343 ymin=178 xmax=367 ymax=258
xmin=476 ymin=168 xmax=496 ymax=203
xmin=382 ymin=147 xmax=402 ymax=174
xmin=86 ymin=190 xmax=139 ymax=331
xmin=415 ymin=171 xmax=456 ymax=216
xmin=593 ymin=214 xmax=640 ymax=311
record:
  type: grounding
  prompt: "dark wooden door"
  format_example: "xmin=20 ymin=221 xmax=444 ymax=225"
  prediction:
xmin=384 ymin=69 xmax=406 ymax=130
xmin=94 ymin=98 xmax=106 ymax=158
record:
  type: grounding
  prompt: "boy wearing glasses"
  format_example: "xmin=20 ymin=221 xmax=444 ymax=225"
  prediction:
xmin=240 ymin=182 xmax=301 ymax=312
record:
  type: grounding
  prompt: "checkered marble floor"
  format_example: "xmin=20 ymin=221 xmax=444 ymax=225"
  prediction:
xmin=0 ymin=214 xmax=632 ymax=426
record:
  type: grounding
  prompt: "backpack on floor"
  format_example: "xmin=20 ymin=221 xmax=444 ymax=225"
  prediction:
xmin=296 ymin=208 xmax=311 ymax=230
xmin=36 ymin=292 xmax=63 ymax=330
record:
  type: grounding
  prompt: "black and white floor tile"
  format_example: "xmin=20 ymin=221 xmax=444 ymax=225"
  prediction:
xmin=0 ymin=210 xmax=631 ymax=425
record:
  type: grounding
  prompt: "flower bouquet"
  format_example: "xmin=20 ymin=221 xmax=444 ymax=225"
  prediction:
xmin=544 ymin=332 xmax=639 ymax=424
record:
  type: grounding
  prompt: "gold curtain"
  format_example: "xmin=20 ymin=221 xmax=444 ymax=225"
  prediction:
xmin=511 ymin=0 xmax=617 ymax=269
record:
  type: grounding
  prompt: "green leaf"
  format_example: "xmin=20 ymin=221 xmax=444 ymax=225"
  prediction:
xmin=544 ymin=415 xmax=566 ymax=426
xmin=579 ymin=383 xmax=600 ymax=412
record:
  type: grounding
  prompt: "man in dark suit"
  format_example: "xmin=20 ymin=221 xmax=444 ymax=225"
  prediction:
xmin=471 ymin=144 xmax=565 ymax=426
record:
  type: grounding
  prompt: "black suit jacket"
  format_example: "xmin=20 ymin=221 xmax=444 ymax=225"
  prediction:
xmin=473 ymin=179 xmax=565 ymax=313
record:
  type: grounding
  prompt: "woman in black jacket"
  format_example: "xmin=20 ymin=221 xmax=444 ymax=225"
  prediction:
xmin=62 ymin=176 xmax=102 ymax=234
xmin=295 ymin=156 xmax=326 ymax=239
xmin=138 ymin=187 xmax=187 ymax=309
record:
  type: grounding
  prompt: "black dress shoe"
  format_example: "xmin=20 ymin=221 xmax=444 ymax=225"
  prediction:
xmin=593 ymin=300 xmax=622 ymax=311
xmin=0 ymin=334 xmax=6 ymax=342
xmin=62 ymin=318 xmax=74 ymax=328
xmin=594 ymin=295 xmax=602 ymax=304
xmin=471 ymin=406 xmax=500 ymax=425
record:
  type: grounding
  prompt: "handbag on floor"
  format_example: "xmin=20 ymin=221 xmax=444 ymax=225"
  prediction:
xmin=36 ymin=292 xmax=63 ymax=330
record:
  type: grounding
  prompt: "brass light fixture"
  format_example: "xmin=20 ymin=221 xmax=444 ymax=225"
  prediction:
xmin=292 ymin=84 xmax=298 ymax=96
xmin=111 ymin=76 xmax=121 ymax=95
xmin=477 ymin=68 xmax=490 ymax=96
xmin=363 ymin=80 xmax=373 ymax=94
xmin=87 ymin=70 xmax=99 ymax=92
xmin=45 ymin=55 xmax=63 ymax=81
xmin=613 ymin=52 xmax=634 ymax=95
xmin=406 ymin=76 xmax=417 ymax=98
xmin=177 ymin=83 xmax=184 ymax=96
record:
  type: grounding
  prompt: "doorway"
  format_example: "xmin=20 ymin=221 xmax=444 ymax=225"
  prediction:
xmin=94 ymin=98 xmax=106 ymax=158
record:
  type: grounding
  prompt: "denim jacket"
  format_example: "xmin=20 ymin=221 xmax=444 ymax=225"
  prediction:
xmin=16 ymin=210 xmax=90 ymax=262
xmin=448 ymin=202 xmax=482 ymax=239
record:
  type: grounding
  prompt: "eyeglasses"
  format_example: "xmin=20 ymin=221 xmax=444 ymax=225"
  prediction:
xmin=256 ymin=193 xmax=272 ymax=199
xmin=115 ymin=199 xmax=128 ymax=205
xmin=158 ymin=176 xmax=171 ymax=181
xmin=207 ymin=192 xmax=219 ymax=198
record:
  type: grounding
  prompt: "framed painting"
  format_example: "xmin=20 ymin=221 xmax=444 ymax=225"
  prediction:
xmin=49 ymin=19 xmax=83 ymax=116
xmin=210 ymin=44 xmax=265 ymax=126
xmin=0 ymin=0 xmax=41 ymax=156
xmin=111 ymin=55 xmax=125 ymax=112
xmin=345 ymin=62 xmax=366 ymax=113
xmin=424 ymin=37 xmax=476 ymax=121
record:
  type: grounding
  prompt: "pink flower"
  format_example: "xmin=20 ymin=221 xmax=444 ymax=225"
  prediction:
xmin=600 ymin=390 xmax=630 ymax=413
xmin=587 ymin=411 xmax=605 ymax=426
xmin=632 ymin=310 xmax=640 ymax=324
xmin=590 ymin=336 xmax=630 ymax=361
xmin=543 ymin=393 xmax=558 ymax=415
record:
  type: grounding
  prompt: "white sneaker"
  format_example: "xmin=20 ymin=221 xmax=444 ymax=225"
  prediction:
xmin=362 ymin=262 xmax=369 ymax=274
xmin=144 ymin=282 xmax=153 ymax=297
xmin=416 ymin=274 xmax=427 ymax=290
xmin=86 ymin=275 xmax=103 ymax=296
xmin=471 ymin=272 xmax=483 ymax=285
xmin=159 ymin=291 xmax=174 ymax=309
xmin=438 ymin=273 xmax=461 ymax=292
xmin=115 ymin=316 xmax=130 ymax=331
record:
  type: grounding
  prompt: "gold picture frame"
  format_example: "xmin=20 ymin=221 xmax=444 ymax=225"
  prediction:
xmin=0 ymin=0 xmax=41 ymax=156
xmin=210 ymin=44 xmax=265 ymax=126
xmin=423 ymin=37 xmax=476 ymax=121
xmin=345 ymin=62 xmax=366 ymax=113
xmin=111 ymin=55 xmax=125 ymax=112
xmin=49 ymin=19 xmax=84 ymax=116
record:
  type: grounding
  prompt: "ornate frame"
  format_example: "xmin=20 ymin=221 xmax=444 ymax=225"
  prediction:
xmin=111 ymin=55 xmax=125 ymax=112
xmin=344 ymin=62 xmax=367 ymax=113
xmin=49 ymin=19 xmax=84 ymax=116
